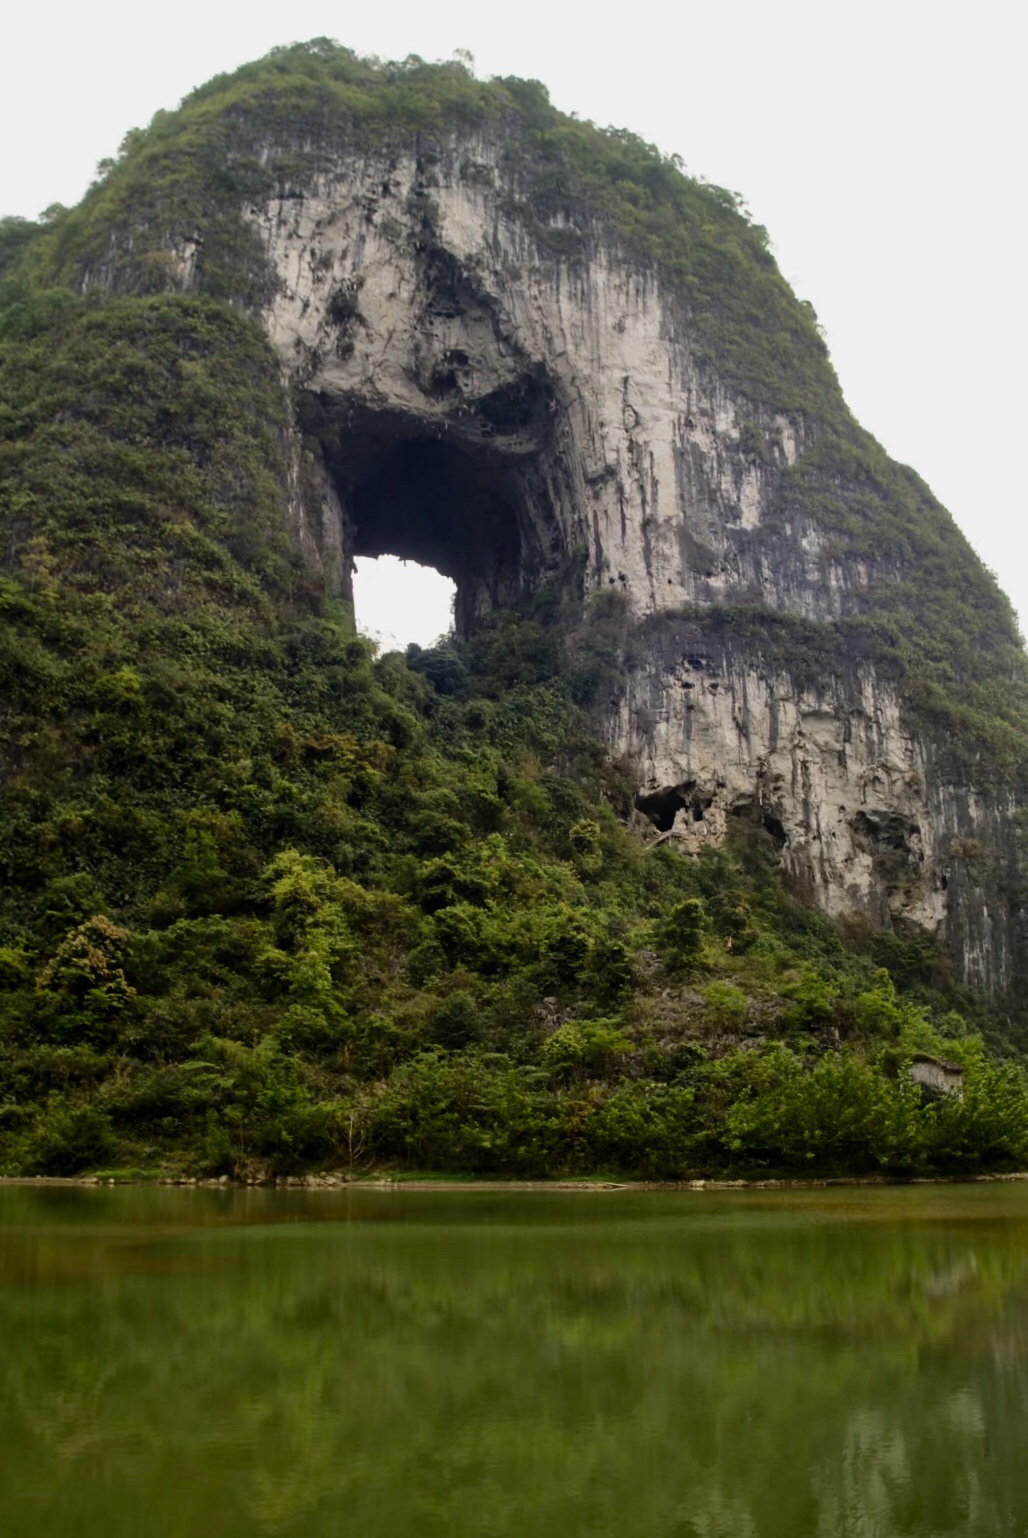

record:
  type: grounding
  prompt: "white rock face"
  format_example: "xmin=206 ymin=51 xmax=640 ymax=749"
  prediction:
xmin=614 ymin=645 xmax=1017 ymax=993
xmin=620 ymin=656 xmax=935 ymax=913
xmin=243 ymin=137 xmax=834 ymax=615
xmin=168 ymin=131 xmax=1012 ymax=988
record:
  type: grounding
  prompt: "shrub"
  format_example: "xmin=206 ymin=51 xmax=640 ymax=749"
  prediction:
xmin=541 ymin=1019 xmax=631 ymax=1083
xmin=33 ymin=1101 xmax=116 ymax=1174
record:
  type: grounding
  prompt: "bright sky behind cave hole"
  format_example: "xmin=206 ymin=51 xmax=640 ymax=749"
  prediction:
xmin=353 ymin=556 xmax=456 ymax=652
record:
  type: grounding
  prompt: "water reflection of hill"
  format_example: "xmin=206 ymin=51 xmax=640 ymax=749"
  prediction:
xmin=2 ymin=1186 xmax=1028 ymax=1536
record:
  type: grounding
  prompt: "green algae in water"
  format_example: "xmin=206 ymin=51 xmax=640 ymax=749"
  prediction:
xmin=2 ymin=1184 xmax=1028 ymax=1536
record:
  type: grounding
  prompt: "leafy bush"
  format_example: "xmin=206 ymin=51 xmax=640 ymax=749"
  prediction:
xmin=32 ymin=1102 xmax=116 ymax=1174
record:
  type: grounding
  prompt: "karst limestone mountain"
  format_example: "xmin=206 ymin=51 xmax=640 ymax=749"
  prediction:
xmin=15 ymin=41 xmax=1028 ymax=994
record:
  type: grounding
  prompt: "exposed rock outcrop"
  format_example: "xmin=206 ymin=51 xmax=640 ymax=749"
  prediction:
xmin=245 ymin=137 xmax=823 ymax=621
xmin=617 ymin=633 xmax=1020 ymax=993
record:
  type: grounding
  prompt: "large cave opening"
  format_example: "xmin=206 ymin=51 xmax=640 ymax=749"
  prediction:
xmin=343 ymin=437 xmax=524 ymax=636
xmin=311 ymin=385 xmax=570 ymax=639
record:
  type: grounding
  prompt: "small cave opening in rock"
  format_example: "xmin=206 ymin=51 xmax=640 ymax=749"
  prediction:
xmin=761 ymin=812 xmax=788 ymax=851
xmin=314 ymin=395 xmax=568 ymax=639
xmin=852 ymin=810 xmax=918 ymax=854
xmin=352 ymin=554 xmax=455 ymax=651
xmin=636 ymin=783 xmax=696 ymax=833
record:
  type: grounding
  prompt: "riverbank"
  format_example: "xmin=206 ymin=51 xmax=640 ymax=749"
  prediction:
xmin=4 ymin=1171 xmax=1028 ymax=1190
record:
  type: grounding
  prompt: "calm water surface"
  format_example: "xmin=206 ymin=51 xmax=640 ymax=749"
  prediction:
xmin=2 ymin=1183 xmax=1027 ymax=1537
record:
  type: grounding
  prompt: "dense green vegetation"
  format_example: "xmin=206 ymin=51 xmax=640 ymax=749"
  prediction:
xmin=0 ymin=288 xmax=1022 ymax=1180
xmin=1 ymin=43 xmax=1028 ymax=1178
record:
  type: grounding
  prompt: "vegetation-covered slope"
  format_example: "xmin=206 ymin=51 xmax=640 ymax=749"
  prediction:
xmin=1 ymin=44 xmax=1027 ymax=1179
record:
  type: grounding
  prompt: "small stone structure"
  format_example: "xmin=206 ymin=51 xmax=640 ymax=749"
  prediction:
xmin=909 ymin=1055 xmax=964 ymax=1101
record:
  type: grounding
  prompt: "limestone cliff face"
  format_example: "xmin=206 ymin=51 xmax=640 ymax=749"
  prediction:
xmin=615 ymin=629 xmax=1021 ymax=994
xmin=242 ymin=136 xmax=830 ymax=619
xmin=106 ymin=125 xmax=1019 ymax=990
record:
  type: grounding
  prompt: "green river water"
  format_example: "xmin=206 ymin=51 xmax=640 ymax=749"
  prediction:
xmin=1 ymin=1183 xmax=1027 ymax=1537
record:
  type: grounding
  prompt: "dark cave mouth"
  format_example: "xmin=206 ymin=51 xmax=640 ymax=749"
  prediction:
xmin=320 ymin=411 xmax=557 ymax=638
xmin=636 ymin=786 xmax=789 ymax=850
xmin=636 ymin=783 xmax=709 ymax=832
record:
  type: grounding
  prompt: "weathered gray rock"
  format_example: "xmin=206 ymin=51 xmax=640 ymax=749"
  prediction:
xmin=243 ymin=137 xmax=821 ymax=622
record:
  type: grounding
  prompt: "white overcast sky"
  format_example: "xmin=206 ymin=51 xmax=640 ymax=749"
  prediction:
xmin=3 ymin=0 xmax=1025 ymax=648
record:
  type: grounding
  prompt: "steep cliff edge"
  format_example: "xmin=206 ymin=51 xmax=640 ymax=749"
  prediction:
xmin=21 ymin=43 xmax=1023 ymax=992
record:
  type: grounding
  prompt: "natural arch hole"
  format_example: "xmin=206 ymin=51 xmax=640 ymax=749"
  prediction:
xmin=352 ymin=555 xmax=455 ymax=652
xmin=344 ymin=436 xmax=528 ymax=637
